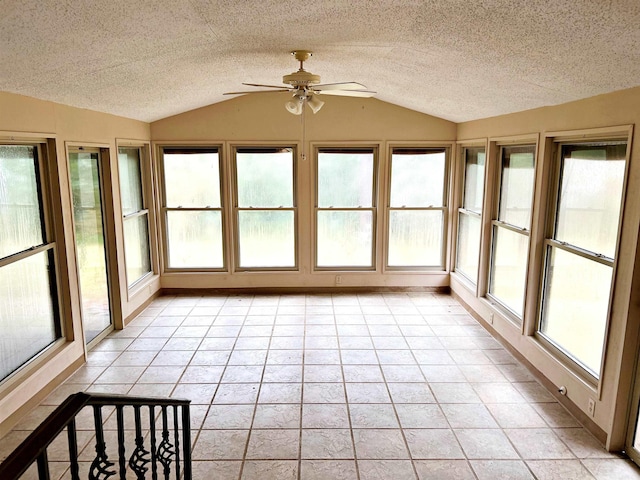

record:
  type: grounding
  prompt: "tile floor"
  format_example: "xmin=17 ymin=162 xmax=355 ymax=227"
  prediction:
xmin=3 ymin=291 xmax=640 ymax=479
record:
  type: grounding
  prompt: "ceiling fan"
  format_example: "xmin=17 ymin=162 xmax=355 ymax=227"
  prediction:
xmin=224 ymin=50 xmax=376 ymax=115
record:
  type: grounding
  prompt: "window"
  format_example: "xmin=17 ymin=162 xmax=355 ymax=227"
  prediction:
xmin=161 ymin=148 xmax=224 ymax=269
xmin=488 ymin=145 xmax=536 ymax=317
xmin=387 ymin=148 xmax=448 ymax=269
xmin=538 ymin=142 xmax=627 ymax=377
xmin=118 ymin=146 xmax=152 ymax=286
xmin=456 ymin=146 xmax=486 ymax=284
xmin=0 ymin=143 xmax=61 ymax=382
xmin=234 ymin=148 xmax=296 ymax=269
xmin=316 ymin=148 xmax=376 ymax=269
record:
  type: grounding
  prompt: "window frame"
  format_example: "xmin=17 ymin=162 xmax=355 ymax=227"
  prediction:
xmin=486 ymin=143 xmax=537 ymax=321
xmin=455 ymin=144 xmax=487 ymax=286
xmin=231 ymin=145 xmax=298 ymax=272
xmin=117 ymin=143 xmax=154 ymax=289
xmin=158 ymin=145 xmax=227 ymax=272
xmin=0 ymin=138 xmax=63 ymax=384
xmin=535 ymin=138 xmax=629 ymax=381
xmin=385 ymin=145 xmax=450 ymax=271
xmin=314 ymin=146 xmax=379 ymax=271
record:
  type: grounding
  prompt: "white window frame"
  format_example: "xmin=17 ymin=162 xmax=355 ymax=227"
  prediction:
xmin=455 ymin=145 xmax=487 ymax=286
xmin=231 ymin=146 xmax=298 ymax=272
xmin=117 ymin=143 xmax=154 ymax=288
xmin=486 ymin=143 xmax=537 ymax=321
xmin=536 ymin=138 xmax=629 ymax=380
xmin=385 ymin=145 xmax=450 ymax=271
xmin=0 ymin=138 xmax=63 ymax=383
xmin=314 ymin=146 xmax=378 ymax=271
xmin=159 ymin=146 xmax=227 ymax=271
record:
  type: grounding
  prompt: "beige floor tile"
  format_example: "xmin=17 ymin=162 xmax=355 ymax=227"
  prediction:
xmin=413 ymin=460 xmax=475 ymax=479
xmin=304 ymin=364 xmax=343 ymax=382
xmin=345 ymin=383 xmax=391 ymax=403
xmin=191 ymin=460 xmax=242 ymax=480
xmin=190 ymin=350 xmax=231 ymax=365
xmin=387 ymin=383 xmax=436 ymax=404
xmin=533 ymin=402 xmax=582 ymax=428
xmin=258 ymin=383 xmax=302 ymax=403
xmin=203 ymin=404 xmax=255 ymax=429
xmin=455 ymin=429 xmax=519 ymax=459
xmin=472 ymin=383 xmax=527 ymax=404
xmin=554 ymin=428 xmax=620 ymax=459
xmin=353 ymin=429 xmax=410 ymax=459
xmin=213 ymin=383 xmax=260 ymax=404
xmin=358 ymin=459 xmax=417 ymax=479
xmin=303 ymin=383 xmax=346 ymax=403
xmin=505 ymin=428 xmax=575 ymax=459
xmin=245 ymin=429 xmax=300 ymax=459
xmin=241 ymin=460 xmax=298 ymax=479
xmin=471 ymin=460 xmax=535 ymax=479
xmin=395 ymin=404 xmax=448 ymax=429
xmin=192 ymin=429 xmax=249 ymax=460
xmin=253 ymin=404 xmax=301 ymax=429
xmin=582 ymin=458 xmax=640 ymax=479
xmin=404 ymin=429 xmax=465 ymax=459
xmin=526 ymin=459 xmax=594 ymax=479
xmin=486 ymin=403 xmax=547 ymax=428
xmin=349 ymin=404 xmax=399 ymax=428
xmin=300 ymin=459 xmax=358 ymax=479
xmin=429 ymin=382 xmax=482 ymax=403
xmin=302 ymin=404 xmax=350 ymax=428
xmin=301 ymin=429 xmax=355 ymax=459
xmin=440 ymin=404 xmax=499 ymax=428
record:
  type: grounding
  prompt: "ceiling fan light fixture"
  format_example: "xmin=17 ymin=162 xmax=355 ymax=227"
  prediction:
xmin=285 ymin=98 xmax=303 ymax=115
xmin=307 ymin=94 xmax=324 ymax=114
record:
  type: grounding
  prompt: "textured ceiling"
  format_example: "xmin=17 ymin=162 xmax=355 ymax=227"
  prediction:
xmin=2 ymin=0 xmax=640 ymax=123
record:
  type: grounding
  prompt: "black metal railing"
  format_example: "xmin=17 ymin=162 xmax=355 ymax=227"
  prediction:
xmin=0 ymin=392 xmax=191 ymax=480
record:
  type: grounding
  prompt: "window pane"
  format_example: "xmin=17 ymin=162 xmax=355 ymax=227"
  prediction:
xmin=0 ymin=251 xmax=58 ymax=381
xmin=317 ymin=211 xmax=373 ymax=267
xmin=489 ymin=226 xmax=528 ymax=316
xmin=238 ymin=210 xmax=295 ymax=267
xmin=318 ymin=151 xmax=374 ymax=207
xmin=456 ymin=213 xmax=481 ymax=282
xmin=166 ymin=211 xmax=223 ymax=268
xmin=0 ymin=145 xmax=44 ymax=258
xmin=69 ymin=152 xmax=111 ymax=343
xmin=236 ymin=150 xmax=293 ymax=207
xmin=462 ymin=147 xmax=485 ymax=213
xmin=390 ymin=150 xmax=445 ymax=207
xmin=164 ymin=151 xmax=221 ymax=208
xmin=124 ymin=214 xmax=152 ymax=285
xmin=498 ymin=146 xmax=535 ymax=228
xmin=118 ymin=147 xmax=143 ymax=215
xmin=540 ymin=247 xmax=612 ymax=375
xmin=555 ymin=144 xmax=626 ymax=258
xmin=388 ymin=210 xmax=443 ymax=267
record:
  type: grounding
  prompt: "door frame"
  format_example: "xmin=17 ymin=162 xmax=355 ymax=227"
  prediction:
xmin=66 ymin=142 xmax=121 ymax=348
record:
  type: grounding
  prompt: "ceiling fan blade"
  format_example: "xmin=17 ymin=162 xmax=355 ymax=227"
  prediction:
xmin=314 ymin=82 xmax=369 ymax=91
xmin=242 ymin=82 xmax=291 ymax=89
xmin=224 ymin=89 xmax=291 ymax=95
xmin=316 ymin=89 xmax=376 ymax=97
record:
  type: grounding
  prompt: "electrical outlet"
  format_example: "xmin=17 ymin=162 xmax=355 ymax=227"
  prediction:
xmin=588 ymin=398 xmax=596 ymax=417
xmin=336 ymin=275 xmax=342 ymax=285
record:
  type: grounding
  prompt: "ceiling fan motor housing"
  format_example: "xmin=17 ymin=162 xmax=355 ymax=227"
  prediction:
xmin=282 ymin=70 xmax=321 ymax=86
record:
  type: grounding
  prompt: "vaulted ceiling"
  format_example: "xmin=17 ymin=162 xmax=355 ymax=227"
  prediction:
xmin=2 ymin=0 xmax=639 ymax=123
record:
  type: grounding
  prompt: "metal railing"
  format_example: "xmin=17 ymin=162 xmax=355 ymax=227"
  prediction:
xmin=0 ymin=392 xmax=191 ymax=480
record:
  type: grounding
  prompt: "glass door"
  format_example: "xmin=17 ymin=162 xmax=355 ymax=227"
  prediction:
xmin=69 ymin=148 xmax=112 ymax=344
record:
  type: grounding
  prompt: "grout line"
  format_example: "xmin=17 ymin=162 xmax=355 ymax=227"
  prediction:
xmin=334 ymin=296 xmax=361 ymax=480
